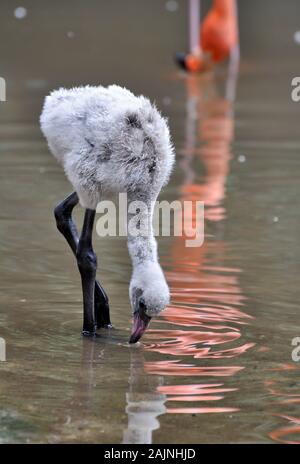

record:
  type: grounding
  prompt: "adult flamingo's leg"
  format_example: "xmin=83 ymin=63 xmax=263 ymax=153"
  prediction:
xmin=189 ymin=0 xmax=201 ymax=56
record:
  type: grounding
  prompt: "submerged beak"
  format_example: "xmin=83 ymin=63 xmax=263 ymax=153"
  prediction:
xmin=129 ymin=309 xmax=151 ymax=344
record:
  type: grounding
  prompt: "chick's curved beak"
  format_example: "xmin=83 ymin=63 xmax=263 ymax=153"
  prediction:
xmin=129 ymin=307 xmax=151 ymax=344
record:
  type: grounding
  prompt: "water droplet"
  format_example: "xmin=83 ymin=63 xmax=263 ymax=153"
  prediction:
xmin=238 ymin=155 xmax=246 ymax=163
xmin=294 ymin=31 xmax=300 ymax=44
xmin=14 ymin=7 xmax=27 ymax=19
xmin=165 ymin=1 xmax=179 ymax=13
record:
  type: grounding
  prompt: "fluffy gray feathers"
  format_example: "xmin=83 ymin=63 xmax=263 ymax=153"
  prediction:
xmin=40 ymin=85 xmax=174 ymax=209
xmin=40 ymin=84 xmax=174 ymax=317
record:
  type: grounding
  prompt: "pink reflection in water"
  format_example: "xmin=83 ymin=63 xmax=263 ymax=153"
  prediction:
xmin=142 ymin=74 xmax=254 ymax=416
xmin=144 ymin=252 xmax=253 ymax=413
xmin=265 ymin=365 xmax=300 ymax=443
xmin=167 ymin=395 xmax=224 ymax=401
xmin=264 ymin=379 xmax=300 ymax=398
xmin=146 ymin=329 xmax=253 ymax=359
xmin=145 ymin=361 xmax=244 ymax=377
xmin=167 ymin=407 xmax=239 ymax=414
xmin=158 ymin=383 xmax=237 ymax=395
xmin=158 ymin=303 xmax=252 ymax=326
xmin=269 ymin=420 xmax=300 ymax=445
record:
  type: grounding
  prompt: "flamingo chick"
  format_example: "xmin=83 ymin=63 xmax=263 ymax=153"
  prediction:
xmin=40 ymin=85 xmax=174 ymax=343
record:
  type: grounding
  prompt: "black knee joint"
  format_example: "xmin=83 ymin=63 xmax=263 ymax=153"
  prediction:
xmin=77 ymin=248 xmax=97 ymax=275
xmin=54 ymin=205 xmax=69 ymax=233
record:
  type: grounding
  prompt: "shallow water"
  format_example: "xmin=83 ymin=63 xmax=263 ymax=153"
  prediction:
xmin=1 ymin=0 xmax=300 ymax=444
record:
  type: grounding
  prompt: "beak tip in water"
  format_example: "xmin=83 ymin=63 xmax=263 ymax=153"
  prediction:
xmin=129 ymin=334 xmax=140 ymax=344
xmin=129 ymin=312 xmax=151 ymax=344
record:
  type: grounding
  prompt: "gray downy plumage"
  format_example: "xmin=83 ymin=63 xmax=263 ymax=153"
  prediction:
xmin=40 ymin=84 xmax=175 ymax=329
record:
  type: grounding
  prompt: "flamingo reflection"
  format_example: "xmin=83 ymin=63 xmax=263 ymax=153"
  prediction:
xmin=122 ymin=348 xmax=166 ymax=444
xmin=48 ymin=337 xmax=166 ymax=444
xmin=144 ymin=71 xmax=254 ymax=415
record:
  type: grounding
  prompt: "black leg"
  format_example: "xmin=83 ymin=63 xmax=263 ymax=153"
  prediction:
xmin=76 ymin=209 xmax=97 ymax=335
xmin=54 ymin=193 xmax=112 ymax=329
xmin=54 ymin=192 xmax=79 ymax=254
